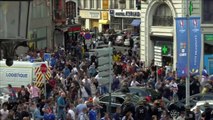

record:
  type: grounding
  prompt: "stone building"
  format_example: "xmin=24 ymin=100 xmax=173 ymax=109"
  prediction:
xmin=140 ymin=0 xmax=202 ymax=70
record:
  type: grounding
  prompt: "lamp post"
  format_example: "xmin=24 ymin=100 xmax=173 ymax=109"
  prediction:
xmin=0 ymin=0 xmax=32 ymax=66
xmin=119 ymin=1 xmax=126 ymax=30
xmin=186 ymin=0 xmax=190 ymax=107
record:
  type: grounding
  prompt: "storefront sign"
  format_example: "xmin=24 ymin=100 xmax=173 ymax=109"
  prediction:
xmin=80 ymin=10 xmax=100 ymax=19
xmin=102 ymin=11 xmax=108 ymax=20
xmin=68 ymin=25 xmax=81 ymax=32
xmin=90 ymin=12 xmax=100 ymax=18
xmin=111 ymin=10 xmax=140 ymax=18
xmin=204 ymin=34 xmax=213 ymax=41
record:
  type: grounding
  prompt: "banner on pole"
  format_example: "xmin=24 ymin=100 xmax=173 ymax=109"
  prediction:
xmin=189 ymin=17 xmax=201 ymax=72
xmin=176 ymin=17 xmax=188 ymax=77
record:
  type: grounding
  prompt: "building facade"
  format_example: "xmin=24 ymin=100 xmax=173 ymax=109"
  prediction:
xmin=52 ymin=0 xmax=81 ymax=48
xmin=140 ymin=0 xmax=201 ymax=70
xmin=79 ymin=0 xmax=110 ymax=32
xmin=109 ymin=0 xmax=141 ymax=31
xmin=201 ymin=0 xmax=213 ymax=74
xmin=29 ymin=0 xmax=53 ymax=49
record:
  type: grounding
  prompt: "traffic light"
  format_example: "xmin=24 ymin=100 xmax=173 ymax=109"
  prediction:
xmin=92 ymin=47 xmax=113 ymax=85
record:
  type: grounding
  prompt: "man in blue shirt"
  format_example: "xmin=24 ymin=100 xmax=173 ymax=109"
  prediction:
xmin=33 ymin=104 xmax=44 ymax=120
xmin=89 ymin=105 xmax=97 ymax=120
xmin=57 ymin=92 xmax=66 ymax=120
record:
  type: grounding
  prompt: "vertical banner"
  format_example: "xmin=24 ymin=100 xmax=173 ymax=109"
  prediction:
xmin=176 ymin=17 xmax=188 ymax=77
xmin=189 ymin=17 xmax=201 ymax=72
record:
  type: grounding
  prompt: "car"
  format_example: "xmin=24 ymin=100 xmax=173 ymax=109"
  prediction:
xmin=167 ymin=93 xmax=213 ymax=118
xmin=190 ymin=100 xmax=213 ymax=113
xmin=0 ymin=87 xmax=10 ymax=106
xmin=114 ymin=87 xmax=162 ymax=102
xmin=99 ymin=92 xmax=140 ymax=116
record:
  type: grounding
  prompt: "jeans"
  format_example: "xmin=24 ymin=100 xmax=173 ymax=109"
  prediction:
xmin=57 ymin=109 xmax=66 ymax=120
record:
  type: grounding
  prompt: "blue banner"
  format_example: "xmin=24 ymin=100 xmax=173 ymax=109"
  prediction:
xmin=176 ymin=17 xmax=188 ymax=77
xmin=189 ymin=17 xmax=201 ymax=72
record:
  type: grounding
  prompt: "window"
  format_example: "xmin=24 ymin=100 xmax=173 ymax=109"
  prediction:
xmin=97 ymin=0 xmax=101 ymax=9
xmin=90 ymin=0 xmax=95 ymax=8
xmin=130 ymin=0 xmax=134 ymax=9
xmin=152 ymin=4 xmax=173 ymax=26
xmin=65 ymin=1 xmax=76 ymax=18
xmin=83 ymin=0 xmax=88 ymax=8
xmin=202 ymin=0 xmax=213 ymax=23
xmin=113 ymin=0 xmax=118 ymax=9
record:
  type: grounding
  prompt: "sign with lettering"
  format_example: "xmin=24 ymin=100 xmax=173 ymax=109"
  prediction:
xmin=80 ymin=10 xmax=101 ymax=19
xmin=90 ymin=12 xmax=100 ymax=19
xmin=110 ymin=10 xmax=141 ymax=18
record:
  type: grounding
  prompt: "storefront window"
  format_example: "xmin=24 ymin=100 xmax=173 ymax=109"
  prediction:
xmin=110 ymin=16 xmax=122 ymax=30
xmin=204 ymin=34 xmax=213 ymax=54
xmin=152 ymin=4 xmax=173 ymax=26
xmin=202 ymin=0 xmax=213 ymax=24
xmin=123 ymin=18 xmax=134 ymax=29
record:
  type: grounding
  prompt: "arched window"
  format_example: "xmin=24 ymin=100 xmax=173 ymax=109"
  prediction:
xmin=152 ymin=4 xmax=173 ymax=26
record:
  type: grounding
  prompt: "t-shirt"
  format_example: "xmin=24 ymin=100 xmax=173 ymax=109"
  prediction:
xmin=68 ymin=109 xmax=75 ymax=120
xmin=89 ymin=109 xmax=97 ymax=120
xmin=0 ymin=109 xmax=9 ymax=120
xmin=135 ymin=106 xmax=146 ymax=120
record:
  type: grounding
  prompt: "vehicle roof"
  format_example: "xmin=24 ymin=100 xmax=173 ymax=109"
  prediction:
xmin=195 ymin=100 xmax=213 ymax=106
xmin=0 ymin=60 xmax=47 ymax=67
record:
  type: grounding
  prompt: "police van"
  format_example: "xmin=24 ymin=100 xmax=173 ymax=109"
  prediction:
xmin=0 ymin=60 xmax=51 ymax=88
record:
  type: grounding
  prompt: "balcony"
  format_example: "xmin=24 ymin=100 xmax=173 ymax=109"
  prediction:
xmin=153 ymin=16 xmax=173 ymax=26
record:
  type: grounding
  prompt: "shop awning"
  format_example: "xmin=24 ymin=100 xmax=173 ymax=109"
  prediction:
xmin=131 ymin=19 xmax=141 ymax=26
xmin=99 ymin=20 xmax=109 ymax=24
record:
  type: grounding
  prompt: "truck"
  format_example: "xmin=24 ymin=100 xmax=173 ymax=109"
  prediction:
xmin=0 ymin=60 xmax=51 ymax=88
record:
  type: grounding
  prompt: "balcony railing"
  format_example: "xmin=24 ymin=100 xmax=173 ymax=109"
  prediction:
xmin=153 ymin=16 xmax=173 ymax=26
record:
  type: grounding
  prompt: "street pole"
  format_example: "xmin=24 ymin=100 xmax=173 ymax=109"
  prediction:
xmin=108 ymin=41 xmax=112 ymax=114
xmin=43 ymin=74 xmax=47 ymax=100
xmin=186 ymin=0 xmax=190 ymax=107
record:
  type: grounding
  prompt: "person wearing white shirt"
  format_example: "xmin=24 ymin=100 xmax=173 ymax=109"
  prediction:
xmin=0 ymin=105 xmax=9 ymax=120
xmin=82 ymin=76 xmax=91 ymax=84
xmin=130 ymin=79 xmax=140 ymax=87
xmin=67 ymin=103 xmax=75 ymax=120
xmin=176 ymin=111 xmax=185 ymax=120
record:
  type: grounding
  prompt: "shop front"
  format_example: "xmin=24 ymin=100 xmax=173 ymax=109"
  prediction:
xmin=79 ymin=10 xmax=101 ymax=30
xmin=109 ymin=9 xmax=141 ymax=32
xmin=151 ymin=36 xmax=173 ymax=66
xmin=203 ymin=34 xmax=213 ymax=74
xmin=99 ymin=11 xmax=109 ymax=32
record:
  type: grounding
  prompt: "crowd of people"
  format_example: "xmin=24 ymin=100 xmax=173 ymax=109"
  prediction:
xmin=1 ymin=32 xmax=213 ymax=120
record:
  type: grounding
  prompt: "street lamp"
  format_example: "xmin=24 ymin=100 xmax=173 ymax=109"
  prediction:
xmin=0 ymin=0 xmax=32 ymax=66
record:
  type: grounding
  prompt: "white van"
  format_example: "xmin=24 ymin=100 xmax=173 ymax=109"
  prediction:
xmin=0 ymin=60 xmax=51 ymax=88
